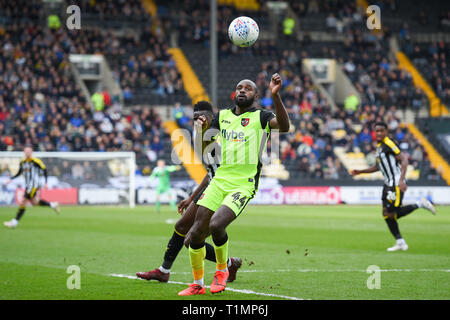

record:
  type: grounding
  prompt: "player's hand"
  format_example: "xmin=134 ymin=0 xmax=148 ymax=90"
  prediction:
xmin=399 ymin=180 xmax=407 ymax=192
xmin=194 ymin=115 xmax=207 ymax=130
xmin=350 ymin=169 xmax=360 ymax=176
xmin=175 ymin=165 xmax=182 ymax=171
xmin=177 ymin=197 xmax=192 ymax=214
xmin=43 ymin=183 xmax=48 ymax=189
xmin=270 ymin=73 xmax=282 ymax=95
xmin=5 ymin=179 xmax=11 ymax=185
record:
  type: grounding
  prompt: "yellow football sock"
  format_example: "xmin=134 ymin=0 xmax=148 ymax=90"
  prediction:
xmin=189 ymin=245 xmax=206 ymax=283
xmin=214 ymin=240 xmax=229 ymax=271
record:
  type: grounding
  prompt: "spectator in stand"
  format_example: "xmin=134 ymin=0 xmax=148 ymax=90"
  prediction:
xmin=299 ymin=98 xmax=312 ymax=114
xmin=358 ymin=127 xmax=372 ymax=145
xmin=92 ymin=91 xmax=105 ymax=112
xmin=70 ymin=113 xmax=83 ymax=128
xmin=324 ymin=156 xmax=339 ymax=179
xmin=103 ymin=90 xmax=112 ymax=108
xmin=150 ymin=136 xmax=164 ymax=157
xmin=83 ymin=161 xmax=94 ymax=180
xmin=261 ymin=91 xmax=273 ymax=108
xmin=298 ymin=157 xmax=309 ymax=176
xmin=395 ymin=127 xmax=406 ymax=142
xmin=72 ymin=162 xmax=84 ymax=180
xmin=57 ymin=136 xmax=71 ymax=152
xmin=344 ymin=94 xmax=359 ymax=114
xmin=311 ymin=163 xmax=324 ymax=179
xmin=61 ymin=161 xmax=72 ymax=180
xmin=281 ymin=141 xmax=296 ymax=161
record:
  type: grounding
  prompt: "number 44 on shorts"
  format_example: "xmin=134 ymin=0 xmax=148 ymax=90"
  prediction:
xmin=387 ymin=191 xmax=397 ymax=202
xmin=231 ymin=192 xmax=247 ymax=209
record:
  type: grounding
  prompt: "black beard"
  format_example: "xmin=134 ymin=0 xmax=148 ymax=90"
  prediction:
xmin=235 ymin=95 xmax=254 ymax=109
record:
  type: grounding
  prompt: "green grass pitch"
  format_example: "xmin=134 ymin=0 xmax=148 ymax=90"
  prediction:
xmin=0 ymin=204 xmax=449 ymax=300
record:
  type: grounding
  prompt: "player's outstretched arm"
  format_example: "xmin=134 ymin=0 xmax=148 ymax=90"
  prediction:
xmin=7 ymin=164 xmax=23 ymax=184
xmin=167 ymin=165 xmax=181 ymax=172
xmin=177 ymin=173 xmax=210 ymax=214
xmin=351 ymin=165 xmax=379 ymax=176
xmin=268 ymin=73 xmax=290 ymax=132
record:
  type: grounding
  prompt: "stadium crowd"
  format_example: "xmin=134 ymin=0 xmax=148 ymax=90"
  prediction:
xmin=0 ymin=10 xmax=190 ymax=166
xmin=0 ymin=0 xmax=445 ymax=183
xmin=253 ymin=52 xmax=437 ymax=181
xmin=67 ymin=0 xmax=148 ymax=22
xmin=339 ymin=30 xmax=429 ymax=116
xmin=403 ymin=40 xmax=450 ymax=107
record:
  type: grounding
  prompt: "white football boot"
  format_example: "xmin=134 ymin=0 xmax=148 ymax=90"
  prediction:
xmin=3 ymin=219 xmax=18 ymax=229
xmin=419 ymin=198 xmax=436 ymax=215
xmin=387 ymin=239 xmax=408 ymax=252
xmin=51 ymin=202 xmax=60 ymax=215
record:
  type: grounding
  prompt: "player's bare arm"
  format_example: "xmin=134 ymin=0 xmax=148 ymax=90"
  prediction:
xmin=268 ymin=73 xmax=290 ymax=132
xmin=7 ymin=165 xmax=22 ymax=184
xmin=396 ymin=152 xmax=409 ymax=192
xmin=177 ymin=173 xmax=210 ymax=214
xmin=351 ymin=165 xmax=379 ymax=176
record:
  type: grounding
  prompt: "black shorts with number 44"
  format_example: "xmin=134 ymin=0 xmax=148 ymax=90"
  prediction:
xmin=382 ymin=185 xmax=404 ymax=212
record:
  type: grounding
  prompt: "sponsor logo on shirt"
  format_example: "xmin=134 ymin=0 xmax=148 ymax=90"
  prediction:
xmin=221 ymin=129 xmax=247 ymax=143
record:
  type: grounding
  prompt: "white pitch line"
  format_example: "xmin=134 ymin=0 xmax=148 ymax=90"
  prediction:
xmin=108 ymin=273 xmax=304 ymax=300
xmin=165 ymin=268 xmax=450 ymax=275
xmin=268 ymin=268 xmax=450 ymax=273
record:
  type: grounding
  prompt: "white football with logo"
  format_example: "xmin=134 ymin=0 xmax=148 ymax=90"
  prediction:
xmin=228 ymin=16 xmax=259 ymax=47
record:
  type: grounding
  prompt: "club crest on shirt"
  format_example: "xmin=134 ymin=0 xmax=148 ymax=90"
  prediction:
xmin=241 ymin=118 xmax=250 ymax=127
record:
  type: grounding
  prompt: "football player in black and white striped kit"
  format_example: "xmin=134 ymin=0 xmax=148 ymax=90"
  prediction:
xmin=136 ymin=101 xmax=242 ymax=282
xmin=3 ymin=146 xmax=60 ymax=228
xmin=351 ymin=122 xmax=435 ymax=251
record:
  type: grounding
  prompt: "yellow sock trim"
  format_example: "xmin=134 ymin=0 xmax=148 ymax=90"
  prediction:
xmin=174 ymin=228 xmax=186 ymax=237
xmin=216 ymin=262 xmax=227 ymax=271
xmin=192 ymin=269 xmax=204 ymax=281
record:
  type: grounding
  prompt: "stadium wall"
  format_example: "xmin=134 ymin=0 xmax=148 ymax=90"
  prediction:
xmin=248 ymin=186 xmax=450 ymax=205
xmin=1 ymin=185 xmax=449 ymax=206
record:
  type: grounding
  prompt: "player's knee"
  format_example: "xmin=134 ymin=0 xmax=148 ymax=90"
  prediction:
xmin=188 ymin=225 xmax=205 ymax=244
xmin=382 ymin=209 xmax=395 ymax=219
xmin=174 ymin=221 xmax=189 ymax=236
xmin=209 ymin=219 xmax=225 ymax=236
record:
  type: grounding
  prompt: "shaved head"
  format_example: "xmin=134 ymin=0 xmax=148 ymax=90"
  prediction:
xmin=237 ymin=79 xmax=258 ymax=93
xmin=235 ymin=79 xmax=258 ymax=109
